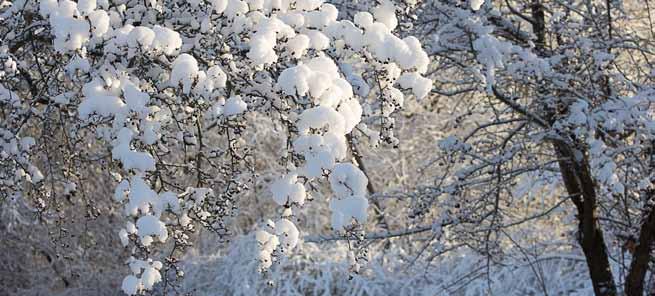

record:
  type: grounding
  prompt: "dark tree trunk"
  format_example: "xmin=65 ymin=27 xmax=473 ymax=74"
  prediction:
xmin=528 ymin=0 xmax=618 ymax=293
xmin=625 ymin=205 xmax=655 ymax=296
xmin=553 ymin=143 xmax=617 ymax=296
xmin=625 ymin=144 xmax=655 ymax=296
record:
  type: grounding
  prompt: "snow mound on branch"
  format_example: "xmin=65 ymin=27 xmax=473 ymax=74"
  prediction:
xmin=171 ymin=54 xmax=200 ymax=94
xmin=136 ymin=215 xmax=168 ymax=246
xmin=329 ymin=195 xmax=368 ymax=231
xmin=398 ymin=72 xmax=433 ymax=100
xmin=328 ymin=163 xmax=369 ymax=230
xmin=270 ymin=174 xmax=307 ymax=206
xmin=122 ymin=259 xmax=163 ymax=295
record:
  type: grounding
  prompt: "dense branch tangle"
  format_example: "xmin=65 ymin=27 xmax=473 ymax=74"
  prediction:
xmin=408 ymin=1 xmax=655 ymax=295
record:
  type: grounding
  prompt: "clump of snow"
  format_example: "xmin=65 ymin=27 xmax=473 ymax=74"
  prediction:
xmin=472 ymin=33 xmax=514 ymax=92
xmin=255 ymin=229 xmax=279 ymax=270
xmin=170 ymin=54 xmax=200 ymax=94
xmin=77 ymin=0 xmax=96 ymax=15
xmin=208 ymin=0 xmax=228 ymax=14
xmin=88 ymin=10 xmax=110 ymax=36
xmin=303 ymin=29 xmax=330 ymax=50
xmin=78 ymin=78 xmax=154 ymax=121
xmin=121 ymin=275 xmax=140 ymax=296
xmin=122 ymin=259 xmax=163 ymax=295
xmin=303 ymin=3 xmax=338 ymax=28
xmin=141 ymin=264 xmax=163 ymax=289
xmin=329 ymin=163 xmax=368 ymax=198
xmin=397 ymin=72 xmax=433 ymax=99
xmin=111 ymin=128 xmax=156 ymax=173
xmin=296 ymin=106 xmax=347 ymax=135
xmin=254 ymin=217 xmax=301 ymax=266
xmin=152 ymin=25 xmax=183 ymax=55
xmin=329 ymin=195 xmax=368 ymax=231
xmin=354 ymin=12 xmax=374 ymax=29
xmin=136 ymin=215 xmax=168 ymax=246
xmin=270 ymin=173 xmax=307 ymax=206
xmin=372 ymin=0 xmax=397 ymax=31
xmin=326 ymin=163 xmax=369 ymax=231
xmin=28 ymin=165 xmax=44 ymax=183
xmin=275 ymin=218 xmax=300 ymax=250
xmin=277 ymin=56 xmax=355 ymax=111
xmin=247 ymin=17 xmax=295 ymax=66
xmin=292 ymin=104 xmax=357 ymax=177
xmin=49 ymin=0 xmax=91 ymax=52
xmin=194 ymin=65 xmax=227 ymax=98
xmin=156 ymin=192 xmax=181 ymax=216
xmin=293 ymin=135 xmax=340 ymax=177
xmin=104 ymin=23 xmax=182 ymax=57
xmin=78 ymin=95 xmax=125 ymax=119
xmin=119 ymin=229 xmax=130 ymax=247
xmin=285 ymin=34 xmax=310 ymax=58
xmin=254 ymin=218 xmax=300 ymax=270
xmin=295 ymin=0 xmax=323 ymax=11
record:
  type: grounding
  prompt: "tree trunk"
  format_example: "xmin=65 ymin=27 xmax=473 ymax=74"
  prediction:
xmin=528 ymin=0 xmax=617 ymax=293
xmin=553 ymin=143 xmax=617 ymax=296
xmin=625 ymin=205 xmax=655 ymax=296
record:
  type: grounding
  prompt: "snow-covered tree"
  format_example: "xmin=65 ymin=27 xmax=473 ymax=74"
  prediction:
xmin=1 ymin=0 xmax=431 ymax=294
xmin=402 ymin=1 xmax=655 ymax=295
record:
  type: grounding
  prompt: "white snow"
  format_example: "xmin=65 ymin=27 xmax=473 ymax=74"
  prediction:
xmin=119 ymin=229 xmax=130 ymax=247
xmin=78 ymin=95 xmax=125 ymax=120
xmin=77 ymin=0 xmax=96 ymax=15
xmin=285 ymin=34 xmax=311 ymax=59
xmin=136 ymin=215 xmax=168 ymax=246
xmin=111 ymin=128 xmax=156 ymax=173
xmin=152 ymin=25 xmax=183 ymax=55
xmin=121 ymin=275 xmax=141 ymax=296
xmin=123 ymin=176 xmax=157 ymax=216
xmin=397 ymin=72 xmax=433 ymax=100
xmin=303 ymin=29 xmax=330 ymax=50
xmin=326 ymin=163 xmax=369 ymax=231
xmin=270 ymin=173 xmax=307 ymax=206
xmin=329 ymin=163 xmax=368 ymax=198
xmin=141 ymin=265 xmax=162 ymax=290
xmin=297 ymin=106 xmax=347 ymax=135
xmin=121 ymin=259 xmax=163 ymax=295
xmin=88 ymin=10 xmax=110 ymax=37
xmin=372 ymin=0 xmax=397 ymax=31
xmin=275 ymin=218 xmax=300 ymax=250
xmin=170 ymin=54 xmax=200 ymax=94
xmin=156 ymin=192 xmax=181 ymax=216
xmin=209 ymin=0 xmax=228 ymax=14
xmin=194 ymin=65 xmax=227 ymax=98
xmin=329 ymin=195 xmax=368 ymax=231
xmin=247 ymin=17 xmax=295 ymax=66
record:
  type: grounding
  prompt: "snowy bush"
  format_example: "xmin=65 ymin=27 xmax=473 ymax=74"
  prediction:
xmin=0 ymin=0 xmax=433 ymax=294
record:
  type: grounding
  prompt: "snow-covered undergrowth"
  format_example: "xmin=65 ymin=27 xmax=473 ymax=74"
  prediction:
xmin=182 ymin=234 xmax=595 ymax=296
